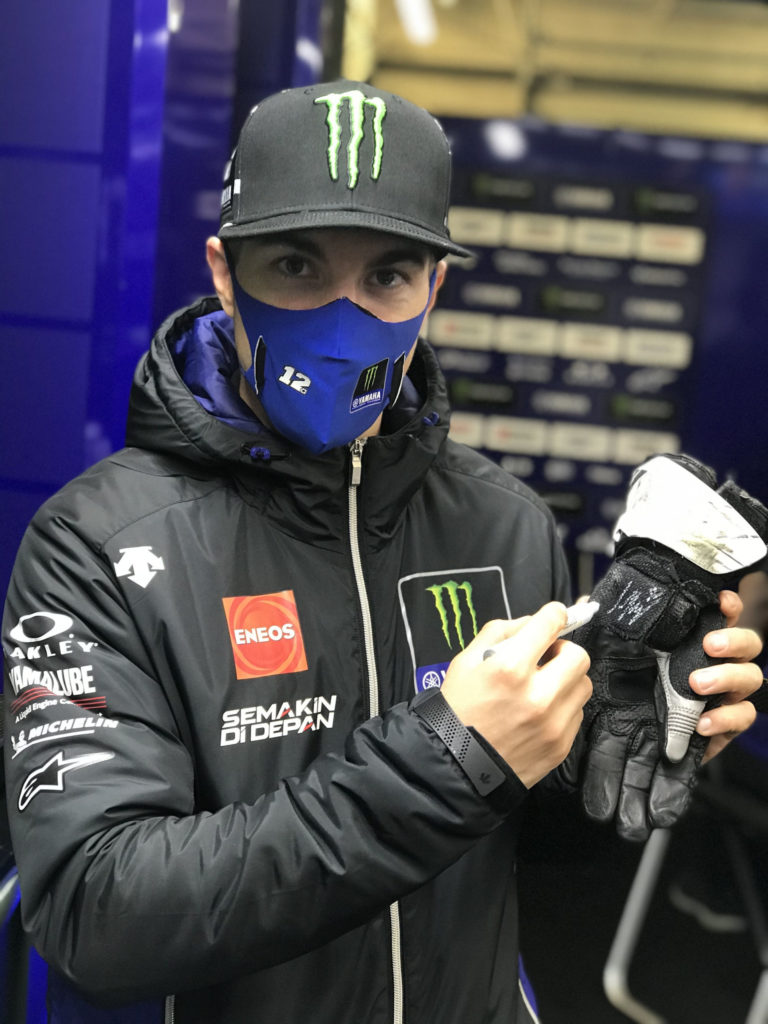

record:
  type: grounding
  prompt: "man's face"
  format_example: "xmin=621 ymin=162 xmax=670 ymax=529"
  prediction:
xmin=207 ymin=227 xmax=447 ymax=439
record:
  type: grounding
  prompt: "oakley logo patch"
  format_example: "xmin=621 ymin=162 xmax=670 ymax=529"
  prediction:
xmin=9 ymin=612 xmax=74 ymax=645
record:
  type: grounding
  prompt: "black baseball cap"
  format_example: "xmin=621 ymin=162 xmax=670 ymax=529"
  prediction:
xmin=219 ymin=79 xmax=471 ymax=258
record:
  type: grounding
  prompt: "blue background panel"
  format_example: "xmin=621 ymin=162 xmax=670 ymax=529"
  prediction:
xmin=0 ymin=0 xmax=109 ymax=154
xmin=0 ymin=159 xmax=101 ymax=323
xmin=0 ymin=325 xmax=90 ymax=483
xmin=0 ymin=491 xmax=51 ymax=611
xmin=0 ymin=0 xmax=171 ymax=609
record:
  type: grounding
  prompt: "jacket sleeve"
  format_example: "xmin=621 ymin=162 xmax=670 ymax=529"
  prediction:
xmin=3 ymin=508 xmax=526 ymax=1003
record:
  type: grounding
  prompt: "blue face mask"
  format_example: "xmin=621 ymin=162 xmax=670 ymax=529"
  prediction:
xmin=231 ymin=271 xmax=435 ymax=454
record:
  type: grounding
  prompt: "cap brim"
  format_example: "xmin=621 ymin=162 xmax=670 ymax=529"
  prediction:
xmin=219 ymin=207 xmax=473 ymax=258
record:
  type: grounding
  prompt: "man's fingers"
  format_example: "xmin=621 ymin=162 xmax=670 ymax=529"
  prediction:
xmin=702 ymin=624 xmax=762 ymax=663
xmin=466 ymin=616 xmax=531 ymax=653
xmin=697 ymin=698 xmax=757 ymax=739
xmin=535 ymin=639 xmax=592 ymax=705
xmin=479 ymin=602 xmax=569 ymax=670
xmin=717 ymin=588 xmax=743 ymax=627
xmin=691 ymin=658 xmax=764 ymax=701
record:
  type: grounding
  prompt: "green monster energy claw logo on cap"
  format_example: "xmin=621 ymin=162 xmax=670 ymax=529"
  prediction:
xmin=426 ymin=581 xmax=479 ymax=651
xmin=314 ymin=90 xmax=387 ymax=189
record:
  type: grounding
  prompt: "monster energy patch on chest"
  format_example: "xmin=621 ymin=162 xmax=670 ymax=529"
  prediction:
xmin=398 ymin=567 xmax=512 ymax=693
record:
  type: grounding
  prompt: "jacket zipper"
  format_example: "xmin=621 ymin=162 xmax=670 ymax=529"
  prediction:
xmin=349 ymin=438 xmax=405 ymax=1024
xmin=163 ymin=445 xmax=402 ymax=1024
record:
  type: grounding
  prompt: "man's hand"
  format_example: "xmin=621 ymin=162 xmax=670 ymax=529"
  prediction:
xmin=692 ymin=590 xmax=762 ymax=762
xmin=440 ymin=603 xmax=593 ymax=789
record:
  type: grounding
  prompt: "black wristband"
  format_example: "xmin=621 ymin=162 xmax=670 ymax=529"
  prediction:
xmin=414 ymin=689 xmax=506 ymax=797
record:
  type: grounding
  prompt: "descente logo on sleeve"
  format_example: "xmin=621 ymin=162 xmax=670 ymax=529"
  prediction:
xmin=222 ymin=591 xmax=308 ymax=680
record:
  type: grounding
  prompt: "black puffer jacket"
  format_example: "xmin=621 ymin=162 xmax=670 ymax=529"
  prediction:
xmin=3 ymin=298 xmax=570 ymax=1023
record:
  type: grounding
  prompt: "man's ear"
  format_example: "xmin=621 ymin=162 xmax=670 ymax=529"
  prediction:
xmin=426 ymin=259 xmax=448 ymax=314
xmin=206 ymin=237 xmax=235 ymax=317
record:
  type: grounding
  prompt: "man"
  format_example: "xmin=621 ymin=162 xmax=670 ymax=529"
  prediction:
xmin=2 ymin=80 xmax=762 ymax=1023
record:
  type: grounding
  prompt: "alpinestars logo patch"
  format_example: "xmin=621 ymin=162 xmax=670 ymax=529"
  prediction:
xmin=314 ymin=90 xmax=387 ymax=189
xmin=18 ymin=750 xmax=114 ymax=811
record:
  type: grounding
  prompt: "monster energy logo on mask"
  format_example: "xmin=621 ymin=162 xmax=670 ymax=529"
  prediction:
xmin=426 ymin=581 xmax=479 ymax=651
xmin=351 ymin=359 xmax=388 ymax=412
xmin=314 ymin=90 xmax=387 ymax=189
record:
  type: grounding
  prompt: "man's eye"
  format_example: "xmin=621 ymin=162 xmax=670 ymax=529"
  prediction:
xmin=374 ymin=268 xmax=403 ymax=287
xmin=279 ymin=255 xmax=309 ymax=277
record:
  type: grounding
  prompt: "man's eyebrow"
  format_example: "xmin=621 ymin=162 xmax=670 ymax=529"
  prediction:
xmin=250 ymin=232 xmax=432 ymax=266
xmin=252 ymin=231 xmax=324 ymax=256
xmin=371 ymin=245 xmax=431 ymax=266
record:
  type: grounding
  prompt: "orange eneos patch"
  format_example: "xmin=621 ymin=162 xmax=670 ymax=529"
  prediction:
xmin=222 ymin=591 xmax=308 ymax=680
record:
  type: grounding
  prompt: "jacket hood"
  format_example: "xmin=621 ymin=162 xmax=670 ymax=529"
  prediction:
xmin=125 ymin=298 xmax=453 ymax=533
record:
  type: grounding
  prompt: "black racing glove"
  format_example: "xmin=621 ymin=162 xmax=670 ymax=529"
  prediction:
xmin=572 ymin=453 xmax=768 ymax=842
